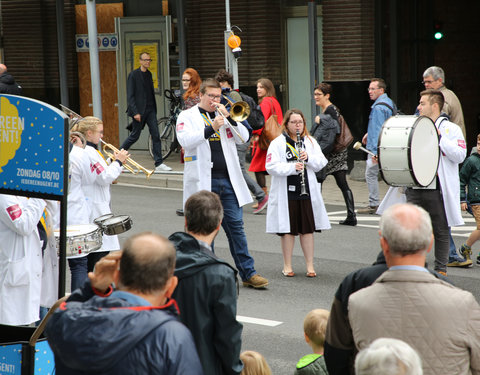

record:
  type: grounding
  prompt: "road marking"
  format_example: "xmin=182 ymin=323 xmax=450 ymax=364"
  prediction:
xmin=237 ymin=315 xmax=283 ymax=327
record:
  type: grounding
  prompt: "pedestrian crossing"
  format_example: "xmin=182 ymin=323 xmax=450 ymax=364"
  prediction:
xmin=327 ymin=209 xmax=477 ymax=237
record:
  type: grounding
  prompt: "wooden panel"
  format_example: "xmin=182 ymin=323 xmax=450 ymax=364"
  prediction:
xmin=75 ymin=3 xmax=123 ymax=146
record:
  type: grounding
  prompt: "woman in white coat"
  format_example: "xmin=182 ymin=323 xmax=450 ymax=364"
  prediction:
xmin=70 ymin=117 xmax=129 ymax=272
xmin=266 ymin=109 xmax=330 ymax=277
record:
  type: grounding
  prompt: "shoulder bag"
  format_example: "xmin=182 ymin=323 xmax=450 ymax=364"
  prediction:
xmin=258 ymin=98 xmax=282 ymax=150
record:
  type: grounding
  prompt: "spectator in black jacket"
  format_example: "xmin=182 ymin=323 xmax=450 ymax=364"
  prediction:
xmin=169 ymin=190 xmax=244 ymax=375
xmin=0 ymin=64 xmax=23 ymax=95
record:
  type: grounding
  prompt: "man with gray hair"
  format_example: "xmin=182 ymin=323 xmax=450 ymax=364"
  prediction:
xmin=348 ymin=203 xmax=480 ymax=375
xmin=422 ymin=66 xmax=465 ymax=137
xmin=355 ymin=338 xmax=423 ymax=375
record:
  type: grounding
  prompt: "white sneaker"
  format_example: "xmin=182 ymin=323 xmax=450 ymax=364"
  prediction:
xmin=155 ymin=163 xmax=172 ymax=172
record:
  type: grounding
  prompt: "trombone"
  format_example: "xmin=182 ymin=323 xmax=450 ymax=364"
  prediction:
xmin=100 ymin=139 xmax=154 ymax=179
xmin=213 ymin=96 xmax=251 ymax=143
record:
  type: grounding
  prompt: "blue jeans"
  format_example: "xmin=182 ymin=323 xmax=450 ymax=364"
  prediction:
xmin=365 ymin=155 xmax=379 ymax=206
xmin=211 ymin=178 xmax=256 ymax=281
xmin=68 ymin=257 xmax=88 ymax=292
xmin=448 ymin=228 xmax=459 ymax=261
xmin=120 ymin=109 xmax=163 ymax=166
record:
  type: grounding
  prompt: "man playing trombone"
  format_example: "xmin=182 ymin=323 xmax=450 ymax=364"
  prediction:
xmin=176 ymin=78 xmax=269 ymax=289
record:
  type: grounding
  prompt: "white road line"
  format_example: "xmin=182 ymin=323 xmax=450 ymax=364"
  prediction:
xmin=237 ymin=315 xmax=283 ymax=327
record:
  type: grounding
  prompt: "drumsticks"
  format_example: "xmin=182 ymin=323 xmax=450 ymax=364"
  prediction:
xmin=353 ymin=141 xmax=376 ymax=157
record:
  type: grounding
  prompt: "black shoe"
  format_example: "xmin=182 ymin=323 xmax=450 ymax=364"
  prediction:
xmin=339 ymin=217 xmax=357 ymax=226
xmin=176 ymin=209 xmax=184 ymax=216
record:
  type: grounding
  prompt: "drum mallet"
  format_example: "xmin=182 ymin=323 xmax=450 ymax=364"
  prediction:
xmin=353 ymin=141 xmax=376 ymax=157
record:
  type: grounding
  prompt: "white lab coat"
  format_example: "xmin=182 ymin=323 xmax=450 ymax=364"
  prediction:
xmin=265 ymin=134 xmax=331 ymax=233
xmin=436 ymin=117 xmax=466 ymax=226
xmin=83 ymin=144 xmax=122 ymax=251
xmin=68 ymin=145 xmax=95 ymax=225
xmin=176 ymin=105 xmax=252 ymax=206
xmin=0 ymin=195 xmax=45 ymax=325
xmin=40 ymin=200 xmax=59 ymax=308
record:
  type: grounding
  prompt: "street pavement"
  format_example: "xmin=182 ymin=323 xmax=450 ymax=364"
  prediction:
xmin=105 ymin=149 xmax=480 ymax=374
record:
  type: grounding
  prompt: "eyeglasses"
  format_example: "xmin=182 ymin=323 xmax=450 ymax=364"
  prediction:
xmin=422 ymin=80 xmax=435 ymax=84
xmin=206 ymin=94 xmax=222 ymax=100
xmin=288 ymin=120 xmax=304 ymax=125
xmin=182 ymin=79 xmax=191 ymax=82
xmin=368 ymin=87 xmax=380 ymax=92
xmin=141 ymin=58 xmax=152 ymax=62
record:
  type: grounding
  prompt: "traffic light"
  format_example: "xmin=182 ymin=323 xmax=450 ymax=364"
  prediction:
xmin=433 ymin=21 xmax=444 ymax=40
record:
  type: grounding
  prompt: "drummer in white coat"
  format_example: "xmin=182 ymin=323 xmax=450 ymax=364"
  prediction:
xmin=70 ymin=117 xmax=129 ymax=270
xmin=0 ymin=194 xmax=47 ymax=325
xmin=266 ymin=109 xmax=331 ymax=277
xmin=406 ymin=89 xmax=466 ymax=274
xmin=176 ymin=78 xmax=269 ymax=289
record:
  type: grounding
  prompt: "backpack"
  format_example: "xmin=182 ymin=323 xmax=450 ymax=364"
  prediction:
xmin=376 ymin=102 xmax=405 ymax=115
xmin=239 ymin=92 xmax=265 ymax=130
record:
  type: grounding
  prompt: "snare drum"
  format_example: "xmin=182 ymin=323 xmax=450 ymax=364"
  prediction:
xmin=54 ymin=224 xmax=103 ymax=258
xmin=94 ymin=213 xmax=114 ymax=227
xmin=101 ymin=215 xmax=133 ymax=235
xmin=378 ymin=115 xmax=439 ymax=187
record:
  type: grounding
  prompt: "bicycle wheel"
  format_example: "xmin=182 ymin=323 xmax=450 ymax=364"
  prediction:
xmin=149 ymin=117 xmax=175 ymax=160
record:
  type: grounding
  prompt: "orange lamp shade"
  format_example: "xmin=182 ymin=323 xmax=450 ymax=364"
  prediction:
xmin=227 ymin=35 xmax=241 ymax=49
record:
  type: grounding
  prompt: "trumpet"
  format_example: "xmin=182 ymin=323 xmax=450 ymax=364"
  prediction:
xmin=100 ymin=139 xmax=154 ymax=179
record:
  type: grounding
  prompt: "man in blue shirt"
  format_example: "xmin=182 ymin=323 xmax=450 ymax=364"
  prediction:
xmin=358 ymin=78 xmax=395 ymax=214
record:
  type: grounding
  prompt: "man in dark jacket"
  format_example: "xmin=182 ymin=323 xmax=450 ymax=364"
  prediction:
xmin=46 ymin=232 xmax=203 ymax=375
xmin=119 ymin=52 xmax=171 ymax=172
xmin=169 ymin=190 xmax=244 ymax=375
xmin=0 ymin=64 xmax=23 ymax=95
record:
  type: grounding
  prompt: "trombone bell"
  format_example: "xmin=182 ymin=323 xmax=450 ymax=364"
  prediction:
xmin=222 ymin=96 xmax=251 ymax=122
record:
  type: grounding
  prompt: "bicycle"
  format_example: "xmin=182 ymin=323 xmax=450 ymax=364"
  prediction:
xmin=148 ymin=89 xmax=182 ymax=160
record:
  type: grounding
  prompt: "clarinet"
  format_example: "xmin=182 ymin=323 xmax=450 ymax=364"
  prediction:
xmin=296 ymin=130 xmax=309 ymax=197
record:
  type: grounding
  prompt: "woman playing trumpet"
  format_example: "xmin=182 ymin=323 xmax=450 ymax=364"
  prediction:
xmin=70 ymin=117 xmax=129 ymax=272
xmin=266 ymin=109 xmax=330 ymax=277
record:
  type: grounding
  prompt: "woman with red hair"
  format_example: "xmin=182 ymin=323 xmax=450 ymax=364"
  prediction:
xmin=182 ymin=68 xmax=202 ymax=109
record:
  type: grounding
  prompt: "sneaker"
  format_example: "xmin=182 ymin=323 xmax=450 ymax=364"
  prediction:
xmin=477 ymin=253 xmax=480 ymax=265
xmin=437 ymin=271 xmax=447 ymax=277
xmin=243 ymin=274 xmax=268 ymax=289
xmin=253 ymin=195 xmax=268 ymax=215
xmin=459 ymin=243 xmax=472 ymax=261
xmin=357 ymin=206 xmax=379 ymax=214
xmin=446 ymin=257 xmax=473 ymax=267
xmin=155 ymin=163 xmax=172 ymax=172
xmin=176 ymin=209 xmax=184 ymax=216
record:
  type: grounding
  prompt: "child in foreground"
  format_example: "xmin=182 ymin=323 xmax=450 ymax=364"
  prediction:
xmin=295 ymin=309 xmax=330 ymax=374
xmin=240 ymin=351 xmax=272 ymax=375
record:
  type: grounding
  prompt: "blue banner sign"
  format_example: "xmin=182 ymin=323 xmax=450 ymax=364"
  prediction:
xmin=0 ymin=94 xmax=68 ymax=197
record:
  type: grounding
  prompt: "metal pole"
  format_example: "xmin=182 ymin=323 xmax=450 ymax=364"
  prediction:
xmin=177 ymin=0 xmax=187 ymax=81
xmin=56 ymin=0 xmax=69 ymax=107
xmin=308 ymin=0 xmax=319 ymax=123
xmin=86 ymin=0 xmax=102 ymax=119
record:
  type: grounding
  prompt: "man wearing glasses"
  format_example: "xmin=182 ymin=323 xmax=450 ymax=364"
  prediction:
xmin=358 ymin=78 xmax=395 ymax=214
xmin=176 ymin=78 xmax=269 ymax=289
xmin=422 ymin=66 xmax=465 ymax=137
xmin=120 ymin=52 xmax=172 ymax=172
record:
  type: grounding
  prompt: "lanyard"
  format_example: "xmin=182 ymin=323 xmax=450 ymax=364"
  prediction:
xmin=201 ymin=113 xmax=220 ymax=139
xmin=286 ymin=142 xmax=299 ymax=160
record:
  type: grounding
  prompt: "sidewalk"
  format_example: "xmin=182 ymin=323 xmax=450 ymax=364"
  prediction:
xmin=118 ymin=150 xmax=390 ymax=207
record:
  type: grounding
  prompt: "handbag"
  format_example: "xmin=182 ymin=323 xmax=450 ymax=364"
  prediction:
xmin=258 ymin=98 xmax=282 ymax=150
xmin=332 ymin=108 xmax=353 ymax=153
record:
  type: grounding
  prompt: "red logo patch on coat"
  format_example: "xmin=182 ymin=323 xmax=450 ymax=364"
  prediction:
xmin=6 ymin=204 xmax=22 ymax=221
xmin=91 ymin=162 xmax=104 ymax=175
xmin=266 ymin=153 xmax=272 ymax=163
xmin=177 ymin=122 xmax=184 ymax=131
xmin=457 ymin=139 xmax=466 ymax=149
xmin=226 ymin=128 xmax=233 ymax=138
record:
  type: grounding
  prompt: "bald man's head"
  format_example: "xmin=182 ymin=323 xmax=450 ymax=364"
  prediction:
xmin=0 ymin=64 xmax=7 ymax=74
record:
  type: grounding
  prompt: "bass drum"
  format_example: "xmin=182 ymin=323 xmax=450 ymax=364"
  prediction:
xmin=378 ymin=115 xmax=439 ymax=187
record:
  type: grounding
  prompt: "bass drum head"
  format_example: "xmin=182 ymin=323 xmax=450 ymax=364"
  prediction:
xmin=102 ymin=215 xmax=133 ymax=235
xmin=409 ymin=116 xmax=440 ymax=187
